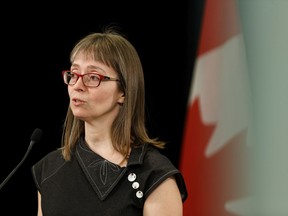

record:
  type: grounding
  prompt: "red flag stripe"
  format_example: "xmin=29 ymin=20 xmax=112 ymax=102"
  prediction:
xmin=198 ymin=0 xmax=240 ymax=56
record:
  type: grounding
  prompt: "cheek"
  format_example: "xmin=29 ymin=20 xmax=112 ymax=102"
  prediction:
xmin=68 ymin=87 xmax=72 ymax=97
xmin=90 ymin=93 xmax=107 ymax=103
xmin=90 ymin=89 xmax=122 ymax=108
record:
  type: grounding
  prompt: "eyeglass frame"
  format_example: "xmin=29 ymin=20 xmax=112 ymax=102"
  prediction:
xmin=62 ymin=70 xmax=120 ymax=87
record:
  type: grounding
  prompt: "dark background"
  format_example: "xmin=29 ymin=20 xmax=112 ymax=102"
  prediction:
xmin=0 ymin=1 xmax=204 ymax=214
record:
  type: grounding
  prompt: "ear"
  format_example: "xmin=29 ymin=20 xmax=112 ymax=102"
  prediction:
xmin=117 ymin=94 xmax=125 ymax=105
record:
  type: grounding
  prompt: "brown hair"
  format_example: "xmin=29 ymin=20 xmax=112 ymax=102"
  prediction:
xmin=61 ymin=27 xmax=165 ymax=161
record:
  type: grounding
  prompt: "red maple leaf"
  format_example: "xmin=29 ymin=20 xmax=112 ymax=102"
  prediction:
xmin=180 ymin=98 xmax=250 ymax=216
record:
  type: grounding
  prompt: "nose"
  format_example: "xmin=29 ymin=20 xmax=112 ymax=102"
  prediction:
xmin=72 ymin=75 xmax=86 ymax=90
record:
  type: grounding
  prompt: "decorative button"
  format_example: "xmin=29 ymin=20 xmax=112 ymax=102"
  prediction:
xmin=132 ymin=181 xmax=139 ymax=189
xmin=136 ymin=190 xmax=143 ymax=198
xmin=128 ymin=173 xmax=137 ymax=182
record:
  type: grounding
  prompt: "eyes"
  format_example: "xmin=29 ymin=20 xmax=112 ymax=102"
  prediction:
xmin=70 ymin=72 xmax=101 ymax=82
xmin=62 ymin=70 xmax=119 ymax=87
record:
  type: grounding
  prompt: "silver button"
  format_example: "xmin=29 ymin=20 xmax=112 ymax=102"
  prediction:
xmin=128 ymin=173 xmax=137 ymax=182
xmin=136 ymin=190 xmax=143 ymax=198
xmin=132 ymin=181 xmax=140 ymax=189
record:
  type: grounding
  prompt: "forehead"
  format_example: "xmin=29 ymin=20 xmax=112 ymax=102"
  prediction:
xmin=72 ymin=51 xmax=95 ymax=62
xmin=71 ymin=47 xmax=116 ymax=68
xmin=72 ymin=56 xmax=103 ymax=68
xmin=71 ymin=57 xmax=117 ymax=76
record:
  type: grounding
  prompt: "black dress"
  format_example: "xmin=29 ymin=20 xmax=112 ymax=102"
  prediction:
xmin=32 ymin=137 xmax=187 ymax=216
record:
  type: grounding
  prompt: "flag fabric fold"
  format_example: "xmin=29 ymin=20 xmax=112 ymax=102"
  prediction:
xmin=179 ymin=0 xmax=251 ymax=215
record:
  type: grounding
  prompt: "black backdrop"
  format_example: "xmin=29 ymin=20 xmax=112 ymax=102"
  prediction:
xmin=0 ymin=1 xmax=204 ymax=214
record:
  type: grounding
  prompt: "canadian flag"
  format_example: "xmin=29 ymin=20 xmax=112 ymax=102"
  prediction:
xmin=179 ymin=0 xmax=251 ymax=215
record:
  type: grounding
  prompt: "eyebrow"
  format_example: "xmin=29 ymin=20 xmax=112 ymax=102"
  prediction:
xmin=87 ymin=66 xmax=105 ymax=72
xmin=71 ymin=64 xmax=106 ymax=73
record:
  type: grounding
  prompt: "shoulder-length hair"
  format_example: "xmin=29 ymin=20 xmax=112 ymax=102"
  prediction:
xmin=61 ymin=27 xmax=165 ymax=161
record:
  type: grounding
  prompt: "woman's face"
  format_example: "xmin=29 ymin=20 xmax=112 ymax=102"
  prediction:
xmin=67 ymin=54 xmax=124 ymax=124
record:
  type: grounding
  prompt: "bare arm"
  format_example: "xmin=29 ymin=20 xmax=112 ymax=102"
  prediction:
xmin=37 ymin=191 xmax=43 ymax=216
xmin=143 ymin=177 xmax=183 ymax=216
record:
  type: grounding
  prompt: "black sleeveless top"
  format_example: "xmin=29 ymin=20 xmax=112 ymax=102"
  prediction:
xmin=32 ymin=138 xmax=187 ymax=216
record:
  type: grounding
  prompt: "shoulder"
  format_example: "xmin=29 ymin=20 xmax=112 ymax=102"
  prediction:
xmin=33 ymin=149 xmax=65 ymax=170
xmin=132 ymin=144 xmax=188 ymax=202
xmin=144 ymin=145 xmax=175 ymax=168
xmin=31 ymin=149 xmax=66 ymax=187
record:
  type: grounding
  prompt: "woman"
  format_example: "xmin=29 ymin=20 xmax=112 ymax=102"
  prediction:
xmin=32 ymin=27 xmax=187 ymax=216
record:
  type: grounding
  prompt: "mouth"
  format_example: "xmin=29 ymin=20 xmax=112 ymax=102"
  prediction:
xmin=71 ymin=98 xmax=85 ymax=105
xmin=73 ymin=98 xmax=84 ymax=102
